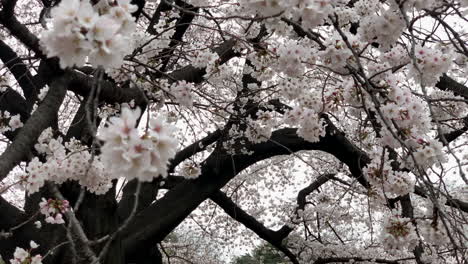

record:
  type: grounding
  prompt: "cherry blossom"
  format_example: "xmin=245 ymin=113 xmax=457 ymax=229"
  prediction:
xmin=39 ymin=198 xmax=69 ymax=224
xmin=380 ymin=215 xmax=418 ymax=251
xmin=180 ymin=162 xmax=202 ymax=179
xmin=169 ymin=81 xmax=195 ymax=108
xmin=99 ymin=107 xmax=178 ymax=181
xmin=40 ymin=0 xmax=137 ymax=69
xmin=9 ymin=241 xmax=42 ymax=264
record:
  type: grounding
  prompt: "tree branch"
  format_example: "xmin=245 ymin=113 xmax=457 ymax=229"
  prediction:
xmin=0 ymin=87 xmax=29 ymax=124
xmin=67 ymin=70 xmax=147 ymax=106
xmin=314 ymin=257 xmax=401 ymax=264
xmin=117 ymin=129 xmax=222 ymax=220
xmin=210 ymin=190 xmax=299 ymax=264
xmin=435 ymin=74 xmax=468 ymax=100
xmin=0 ymin=39 xmax=38 ymax=110
xmin=0 ymin=75 xmax=67 ymax=182
xmin=0 ymin=7 xmax=43 ymax=56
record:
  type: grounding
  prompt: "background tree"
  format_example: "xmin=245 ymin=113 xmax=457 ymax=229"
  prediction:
xmin=0 ymin=0 xmax=467 ymax=264
xmin=233 ymin=242 xmax=290 ymax=264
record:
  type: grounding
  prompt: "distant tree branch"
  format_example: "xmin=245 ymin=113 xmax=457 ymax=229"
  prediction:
xmin=210 ymin=190 xmax=299 ymax=264
xmin=314 ymin=256 xmax=404 ymax=264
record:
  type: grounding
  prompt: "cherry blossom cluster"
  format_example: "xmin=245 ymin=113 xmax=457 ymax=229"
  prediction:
xmin=241 ymin=0 xmax=289 ymax=17
xmin=298 ymin=0 xmax=337 ymax=29
xmin=333 ymin=5 xmax=358 ymax=27
xmin=378 ymin=86 xmax=430 ymax=147
xmin=134 ymin=19 xmax=176 ymax=63
xmin=342 ymin=79 xmax=363 ymax=110
xmin=191 ymin=50 xmax=219 ymax=71
xmin=283 ymin=107 xmax=326 ymax=143
xmin=403 ymin=0 xmax=444 ymax=11
xmin=39 ymin=198 xmax=69 ymax=224
xmin=409 ymin=45 xmax=453 ymax=87
xmin=169 ymin=81 xmax=195 ymax=108
xmin=242 ymin=0 xmax=344 ymax=30
xmin=274 ymin=39 xmax=315 ymax=77
xmin=380 ymin=214 xmax=418 ymax=251
xmin=22 ymin=158 xmax=47 ymax=194
xmin=381 ymin=45 xmax=411 ymax=67
xmin=0 ymin=111 xmax=23 ymax=134
xmin=245 ymin=110 xmax=276 ymax=144
xmin=318 ymin=32 xmax=362 ymax=73
xmin=297 ymin=89 xmax=327 ymax=112
xmin=238 ymin=48 xmax=274 ymax=82
xmin=40 ymin=0 xmax=137 ymax=69
xmin=410 ymin=138 xmax=446 ymax=169
xmin=279 ymin=77 xmax=309 ymax=101
xmin=106 ymin=16 xmax=178 ymax=82
xmin=180 ymin=162 xmax=202 ymax=179
xmin=301 ymin=193 xmax=336 ymax=220
xmin=429 ymin=90 xmax=468 ymax=134
xmin=21 ymin=131 xmax=112 ymax=195
xmin=353 ymin=0 xmax=380 ymax=16
xmin=223 ymin=124 xmax=254 ymax=155
xmin=418 ymin=219 xmax=449 ymax=246
xmin=34 ymin=128 xmax=64 ymax=158
xmin=358 ymin=7 xmax=405 ymax=51
xmin=9 ymin=241 xmax=42 ymax=264
xmin=362 ymin=151 xmax=415 ymax=198
xmin=61 ymin=150 xmax=113 ymax=194
xmin=99 ymin=107 xmax=178 ymax=181
xmin=367 ymin=75 xmax=445 ymax=170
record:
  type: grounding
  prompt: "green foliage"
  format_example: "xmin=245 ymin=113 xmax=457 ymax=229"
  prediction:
xmin=232 ymin=243 xmax=290 ymax=264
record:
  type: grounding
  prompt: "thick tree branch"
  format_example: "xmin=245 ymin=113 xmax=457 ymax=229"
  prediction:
xmin=0 ymin=196 xmax=43 ymax=260
xmin=156 ymin=0 xmax=199 ymax=73
xmin=131 ymin=0 xmax=146 ymax=20
xmin=436 ymin=74 xmax=468 ymax=99
xmin=0 ymin=75 xmax=67 ymax=182
xmin=147 ymin=0 xmax=174 ymax=34
xmin=168 ymin=130 xmax=222 ymax=173
xmin=0 ymin=0 xmax=18 ymax=16
xmin=0 ymin=39 xmax=38 ymax=110
xmin=0 ymin=8 xmax=43 ymax=56
xmin=117 ymin=180 xmax=159 ymax=222
xmin=64 ymin=98 xmax=100 ymax=145
xmin=67 ymin=70 xmax=147 ymax=106
xmin=0 ymin=87 xmax=29 ymax=123
xmin=414 ymin=186 xmax=468 ymax=213
xmin=400 ymin=194 xmax=424 ymax=264
xmin=0 ymin=195 xmax=24 ymax=231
